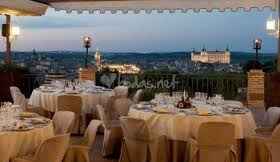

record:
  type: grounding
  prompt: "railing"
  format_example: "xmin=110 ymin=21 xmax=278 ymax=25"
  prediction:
xmin=98 ymin=73 xmax=247 ymax=100
xmin=23 ymin=74 xmax=45 ymax=98
xmin=23 ymin=72 xmax=247 ymax=100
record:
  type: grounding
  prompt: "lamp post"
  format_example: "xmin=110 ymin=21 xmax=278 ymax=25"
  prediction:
xmin=83 ymin=36 xmax=91 ymax=68
xmin=253 ymin=38 xmax=262 ymax=61
xmin=2 ymin=15 xmax=21 ymax=65
xmin=2 ymin=15 xmax=11 ymax=64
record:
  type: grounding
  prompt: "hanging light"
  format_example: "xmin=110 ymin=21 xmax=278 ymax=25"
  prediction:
xmin=266 ymin=13 xmax=279 ymax=37
xmin=11 ymin=26 xmax=20 ymax=36
xmin=267 ymin=16 xmax=276 ymax=30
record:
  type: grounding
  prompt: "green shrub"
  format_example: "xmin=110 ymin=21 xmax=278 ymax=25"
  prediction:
xmin=0 ymin=64 xmax=28 ymax=73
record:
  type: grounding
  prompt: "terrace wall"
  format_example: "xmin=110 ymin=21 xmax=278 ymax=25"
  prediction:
xmin=265 ymin=72 xmax=280 ymax=108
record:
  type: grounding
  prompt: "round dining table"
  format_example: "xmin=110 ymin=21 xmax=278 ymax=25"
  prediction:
xmin=128 ymin=104 xmax=257 ymax=162
xmin=0 ymin=123 xmax=54 ymax=162
xmin=28 ymin=89 xmax=115 ymax=114
xmin=128 ymin=106 xmax=257 ymax=141
xmin=29 ymin=87 xmax=115 ymax=132
xmin=0 ymin=106 xmax=54 ymax=162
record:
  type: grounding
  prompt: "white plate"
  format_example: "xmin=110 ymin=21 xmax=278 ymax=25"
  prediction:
xmin=65 ymin=91 xmax=80 ymax=94
xmin=9 ymin=126 xmax=34 ymax=131
xmin=41 ymin=89 xmax=57 ymax=93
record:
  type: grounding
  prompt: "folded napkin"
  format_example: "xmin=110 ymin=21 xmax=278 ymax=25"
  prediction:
xmin=135 ymin=104 xmax=152 ymax=109
xmin=152 ymin=106 xmax=171 ymax=113
xmin=85 ymin=89 xmax=96 ymax=93
xmin=64 ymin=90 xmax=80 ymax=94
xmin=196 ymin=108 xmax=210 ymax=115
xmin=18 ymin=112 xmax=38 ymax=118
xmin=30 ymin=118 xmax=49 ymax=124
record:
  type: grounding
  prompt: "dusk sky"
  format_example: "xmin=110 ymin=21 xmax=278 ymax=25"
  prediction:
xmin=0 ymin=8 xmax=277 ymax=53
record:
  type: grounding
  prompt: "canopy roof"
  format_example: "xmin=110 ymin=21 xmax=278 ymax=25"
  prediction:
xmin=42 ymin=0 xmax=277 ymax=14
xmin=0 ymin=0 xmax=277 ymax=16
xmin=0 ymin=0 xmax=48 ymax=16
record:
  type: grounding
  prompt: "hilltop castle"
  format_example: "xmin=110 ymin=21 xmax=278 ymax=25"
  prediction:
xmin=94 ymin=50 xmax=140 ymax=74
xmin=191 ymin=46 xmax=231 ymax=64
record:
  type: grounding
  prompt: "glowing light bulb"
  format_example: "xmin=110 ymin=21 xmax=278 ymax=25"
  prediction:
xmin=11 ymin=26 xmax=20 ymax=36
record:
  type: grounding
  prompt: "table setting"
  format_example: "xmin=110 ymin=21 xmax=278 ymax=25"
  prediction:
xmin=0 ymin=102 xmax=51 ymax=132
xmin=0 ymin=102 xmax=54 ymax=162
xmin=39 ymin=80 xmax=112 ymax=94
xmin=29 ymin=80 xmax=114 ymax=113
xmin=132 ymin=92 xmax=248 ymax=116
xmin=129 ymin=92 xmax=256 ymax=141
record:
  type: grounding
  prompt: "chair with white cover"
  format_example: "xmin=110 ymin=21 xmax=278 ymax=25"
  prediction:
xmin=132 ymin=89 xmax=143 ymax=104
xmin=256 ymin=107 xmax=280 ymax=135
xmin=188 ymin=122 xmax=237 ymax=162
xmin=57 ymin=95 xmax=82 ymax=134
xmin=10 ymin=86 xmax=28 ymax=110
xmin=113 ymin=98 xmax=133 ymax=117
xmin=63 ymin=120 xmax=103 ymax=162
xmin=53 ymin=111 xmax=75 ymax=135
xmin=244 ymin=124 xmax=280 ymax=162
xmin=96 ymin=104 xmax=123 ymax=157
xmin=119 ymin=117 xmax=169 ymax=162
xmin=113 ymin=86 xmax=128 ymax=98
xmin=265 ymin=107 xmax=280 ymax=127
xmin=10 ymin=86 xmax=48 ymax=117
xmin=12 ymin=134 xmax=70 ymax=162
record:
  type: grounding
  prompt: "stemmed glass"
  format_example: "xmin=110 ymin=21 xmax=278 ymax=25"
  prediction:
xmin=0 ymin=102 xmax=17 ymax=131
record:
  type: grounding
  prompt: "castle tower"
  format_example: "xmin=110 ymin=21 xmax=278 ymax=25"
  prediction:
xmin=226 ymin=45 xmax=230 ymax=52
xmin=225 ymin=45 xmax=231 ymax=64
xmin=202 ymin=45 xmax=206 ymax=52
xmin=95 ymin=48 xmax=101 ymax=69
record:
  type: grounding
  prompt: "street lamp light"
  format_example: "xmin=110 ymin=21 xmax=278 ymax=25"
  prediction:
xmin=253 ymin=38 xmax=262 ymax=61
xmin=83 ymin=36 xmax=92 ymax=68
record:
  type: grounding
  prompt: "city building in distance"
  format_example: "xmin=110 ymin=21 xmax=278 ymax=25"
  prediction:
xmin=191 ymin=46 xmax=231 ymax=64
xmin=102 ymin=64 xmax=141 ymax=74
xmin=94 ymin=50 xmax=141 ymax=74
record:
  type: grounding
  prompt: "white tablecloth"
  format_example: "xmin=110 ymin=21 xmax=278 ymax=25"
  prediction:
xmin=0 ymin=123 xmax=54 ymax=162
xmin=29 ymin=89 xmax=114 ymax=113
xmin=128 ymin=108 xmax=257 ymax=141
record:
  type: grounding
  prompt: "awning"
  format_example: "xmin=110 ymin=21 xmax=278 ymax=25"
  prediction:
xmin=49 ymin=0 xmax=277 ymax=14
xmin=0 ymin=0 xmax=48 ymax=16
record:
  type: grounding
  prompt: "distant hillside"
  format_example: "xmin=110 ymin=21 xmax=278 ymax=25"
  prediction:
xmin=230 ymin=52 xmax=276 ymax=64
xmin=0 ymin=51 xmax=277 ymax=65
xmin=100 ymin=51 xmax=276 ymax=64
